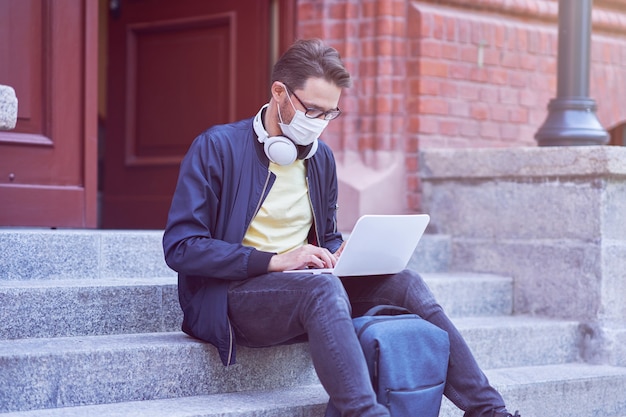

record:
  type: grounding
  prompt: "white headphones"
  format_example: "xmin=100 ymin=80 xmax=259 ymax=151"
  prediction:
xmin=253 ymin=104 xmax=318 ymax=165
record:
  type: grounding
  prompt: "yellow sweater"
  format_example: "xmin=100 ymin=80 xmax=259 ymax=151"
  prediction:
xmin=243 ymin=160 xmax=312 ymax=253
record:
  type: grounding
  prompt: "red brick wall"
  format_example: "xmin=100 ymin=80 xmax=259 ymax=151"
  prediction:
xmin=408 ymin=3 xmax=557 ymax=148
xmin=296 ymin=0 xmax=626 ymax=212
xmin=297 ymin=0 xmax=409 ymax=154
xmin=408 ymin=1 xmax=626 ymax=148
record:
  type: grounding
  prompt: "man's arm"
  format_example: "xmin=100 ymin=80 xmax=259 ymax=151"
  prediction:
xmin=162 ymin=134 xmax=274 ymax=280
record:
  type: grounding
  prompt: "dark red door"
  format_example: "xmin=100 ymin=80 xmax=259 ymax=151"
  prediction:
xmin=0 ymin=0 xmax=98 ymax=228
xmin=102 ymin=0 xmax=294 ymax=229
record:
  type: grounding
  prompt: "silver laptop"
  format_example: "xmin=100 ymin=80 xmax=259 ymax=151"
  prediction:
xmin=284 ymin=214 xmax=430 ymax=277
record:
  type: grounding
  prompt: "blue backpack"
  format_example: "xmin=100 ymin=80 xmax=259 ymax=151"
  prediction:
xmin=325 ymin=305 xmax=450 ymax=416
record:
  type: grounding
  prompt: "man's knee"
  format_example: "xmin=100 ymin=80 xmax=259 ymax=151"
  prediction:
xmin=386 ymin=269 xmax=427 ymax=292
xmin=306 ymin=273 xmax=344 ymax=292
xmin=383 ymin=269 xmax=439 ymax=310
xmin=306 ymin=273 xmax=351 ymax=311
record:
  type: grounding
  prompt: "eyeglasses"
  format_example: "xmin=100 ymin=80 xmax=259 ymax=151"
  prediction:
xmin=284 ymin=84 xmax=342 ymax=120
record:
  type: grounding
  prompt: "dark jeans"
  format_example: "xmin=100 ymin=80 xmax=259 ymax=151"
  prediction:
xmin=227 ymin=270 xmax=505 ymax=417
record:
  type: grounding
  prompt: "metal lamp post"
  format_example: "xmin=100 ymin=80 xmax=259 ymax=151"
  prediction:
xmin=534 ymin=0 xmax=608 ymax=146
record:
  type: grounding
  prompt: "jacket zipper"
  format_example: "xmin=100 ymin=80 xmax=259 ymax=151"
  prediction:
xmin=305 ymin=176 xmax=321 ymax=246
xmin=227 ymin=319 xmax=234 ymax=366
xmin=245 ymin=169 xmax=272 ymax=235
xmin=333 ymin=203 xmax=338 ymax=234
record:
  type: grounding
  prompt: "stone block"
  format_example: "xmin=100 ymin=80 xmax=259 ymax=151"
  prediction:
xmin=601 ymin=241 xmax=626 ymax=325
xmin=0 ymin=230 xmax=175 ymax=280
xmin=408 ymin=233 xmax=451 ymax=272
xmin=0 ymin=333 xmax=318 ymax=413
xmin=0 ymin=278 xmax=181 ymax=339
xmin=420 ymin=146 xmax=626 ymax=325
xmin=0 ymin=385 xmax=329 ymax=417
xmin=422 ymin=272 xmax=513 ymax=317
xmin=602 ymin=181 xmax=626 ymax=239
xmin=451 ymin=239 xmax=603 ymax=321
xmin=423 ymin=178 xmax=604 ymax=240
xmin=604 ymin=327 xmax=626 ymax=367
xmin=0 ymin=230 xmax=100 ymax=280
xmin=454 ymin=316 xmax=580 ymax=369
xmin=439 ymin=363 xmax=626 ymax=417
xmin=419 ymin=146 xmax=626 ymax=180
xmin=419 ymin=146 xmax=626 ymax=242
xmin=100 ymin=231 xmax=175 ymax=278
xmin=0 ymin=85 xmax=18 ymax=130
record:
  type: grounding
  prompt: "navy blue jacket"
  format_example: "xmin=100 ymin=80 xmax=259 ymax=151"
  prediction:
xmin=162 ymin=116 xmax=343 ymax=366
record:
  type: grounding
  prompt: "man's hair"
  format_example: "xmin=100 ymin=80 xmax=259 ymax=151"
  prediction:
xmin=271 ymin=39 xmax=352 ymax=90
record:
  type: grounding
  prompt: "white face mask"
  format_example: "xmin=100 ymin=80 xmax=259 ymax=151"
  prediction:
xmin=277 ymin=87 xmax=329 ymax=146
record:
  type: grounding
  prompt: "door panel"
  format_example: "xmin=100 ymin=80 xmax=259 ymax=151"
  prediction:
xmin=0 ymin=0 xmax=98 ymax=227
xmin=103 ymin=0 xmax=285 ymax=229
xmin=128 ymin=15 xmax=234 ymax=166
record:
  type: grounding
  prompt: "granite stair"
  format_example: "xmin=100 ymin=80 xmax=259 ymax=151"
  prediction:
xmin=0 ymin=229 xmax=625 ymax=416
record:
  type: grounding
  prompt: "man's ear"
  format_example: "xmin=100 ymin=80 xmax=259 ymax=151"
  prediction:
xmin=271 ymin=81 xmax=287 ymax=102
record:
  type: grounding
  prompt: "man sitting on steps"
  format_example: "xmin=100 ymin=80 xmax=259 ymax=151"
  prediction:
xmin=163 ymin=38 xmax=520 ymax=417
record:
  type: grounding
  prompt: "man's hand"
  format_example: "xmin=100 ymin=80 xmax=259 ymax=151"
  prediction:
xmin=268 ymin=244 xmax=339 ymax=272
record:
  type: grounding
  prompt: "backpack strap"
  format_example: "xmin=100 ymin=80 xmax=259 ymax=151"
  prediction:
xmin=363 ymin=305 xmax=412 ymax=317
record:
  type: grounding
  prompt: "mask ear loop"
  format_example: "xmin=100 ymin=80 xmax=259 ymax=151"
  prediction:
xmin=276 ymin=100 xmax=286 ymax=125
xmin=277 ymin=83 xmax=297 ymax=125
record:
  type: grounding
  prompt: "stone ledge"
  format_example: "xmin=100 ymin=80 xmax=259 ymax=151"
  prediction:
xmin=0 ymin=385 xmax=329 ymax=417
xmin=0 ymin=229 xmax=449 ymax=280
xmin=0 ymin=332 xmax=319 ymax=413
xmin=0 ymin=277 xmax=181 ymax=339
xmin=0 ymin=229 xmax=176 ymax=280
xmin=0 ymin=85 xmax=18 ymax=130
xmin=419 ymin=145 xmax=626 ymax=362
xmin=420 ymin=146 xmax=626 ymax=180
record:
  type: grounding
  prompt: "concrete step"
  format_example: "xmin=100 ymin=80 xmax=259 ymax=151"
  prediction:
xmin=4 ymin=228 xmax=616 ymax=417
xmin=0 ymin=229 xmax=175 ymax=280
xmin=2 ymin=364 xmax=626 ymax=417
xmin=0 ymin=229 xmax=453 ymax=280
xmin=0 ymin=386 xmax=330 ymax=417
xmin=453 ymin=315 xmax=580 ymax=369
xmin=408 ymin=233 xmax=452 ymax=273
xmin=0 ymin=332 xmax=318 ymax=413
xmin=0 ymin=273 xmax=510 ymax=340
xmin=441 ymin=363 xmax=626 ymax=417
xmin=0 ymin=315 xmax=580 ymax=413
xmin=423 ymin=272 xmax=513 ymax=317
xmin=0 ymin=278 xmax=180 ymax=340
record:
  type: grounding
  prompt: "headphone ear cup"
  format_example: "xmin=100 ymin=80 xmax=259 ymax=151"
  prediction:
xmin=254 ymin=104 xmax=316 ymax=165
xmin=264 ymin=136 xmax=298 ymax=165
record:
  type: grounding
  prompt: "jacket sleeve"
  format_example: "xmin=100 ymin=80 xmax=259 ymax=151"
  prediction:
xmin=162 ymin=133 xmax=274 ymax=279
